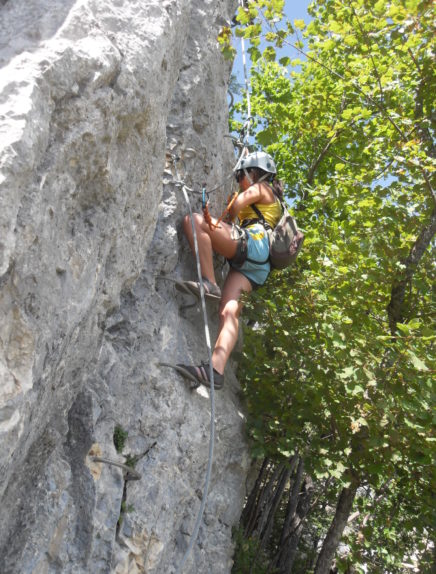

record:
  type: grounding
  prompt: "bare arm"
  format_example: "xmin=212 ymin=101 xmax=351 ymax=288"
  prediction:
xmin=228 ymin=182 xmax=274 ymax=219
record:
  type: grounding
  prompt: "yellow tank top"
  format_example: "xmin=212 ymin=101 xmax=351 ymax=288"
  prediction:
xmin=238 ymin=198 xmax=282 ymax=229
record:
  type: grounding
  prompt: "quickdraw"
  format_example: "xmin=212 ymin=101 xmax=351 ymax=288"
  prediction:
xmin=202 ymin=185 xmax=216 ymax=230
xmin=203 ymin=190 xmax=238 ymax=231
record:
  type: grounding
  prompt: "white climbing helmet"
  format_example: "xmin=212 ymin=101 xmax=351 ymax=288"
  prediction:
xmin=234 ymin=151 xmax=277 ymax=175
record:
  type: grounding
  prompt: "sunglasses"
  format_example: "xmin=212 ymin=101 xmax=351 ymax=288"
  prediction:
xmin=235 ymin=170 xmax=245 ymax=182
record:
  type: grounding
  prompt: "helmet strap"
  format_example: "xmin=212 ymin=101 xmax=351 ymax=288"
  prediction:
xmin=243 ymin=169 xmax=271 ymax=186
xmin=243 ymin=168 xmax=253 ymax=185
xmin=257 ymin=173 xmax=270 ymax=183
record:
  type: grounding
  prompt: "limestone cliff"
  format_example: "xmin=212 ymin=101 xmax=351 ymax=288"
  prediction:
xmin=0 ymin=1 xmax=250 ymax=572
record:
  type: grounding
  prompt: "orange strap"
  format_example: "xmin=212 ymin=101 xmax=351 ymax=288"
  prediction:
xmin=203 ymin=192 xmax=238 ymax=231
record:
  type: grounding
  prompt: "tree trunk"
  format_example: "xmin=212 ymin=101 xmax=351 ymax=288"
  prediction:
xmin=244 ymin=459 xmax=278 ymax=537
xmin=243 ymin=458 xmax=295 ymax=574
xmin=259 ymin=459 xmax=296 ymax=551
xmin=387 ymin=206 xmax=436 ymax=333
xmin=241 ymin=457 xmax=270 ymax=535
xmin=276 ymin=474 xmax=314 ymax=574
xmin=272 ymin=456 xmax=304 ymax=570
xmin=251 ymin=462 xmax=286 ymax=539
xmin=314 ymin=479 xmax=359 ymax=574
xmin=279 ymin=456 xmax=303 ymax=548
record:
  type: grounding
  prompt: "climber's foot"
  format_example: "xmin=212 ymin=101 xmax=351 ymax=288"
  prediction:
xmin=160 ymin=361 xmax=224 ymax=389
xmin=175 ymin=278 xmax=221 ymax=301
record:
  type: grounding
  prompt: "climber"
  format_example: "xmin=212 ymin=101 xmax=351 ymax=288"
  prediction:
xmin=173 ymin=151 xmax=283 ymax=389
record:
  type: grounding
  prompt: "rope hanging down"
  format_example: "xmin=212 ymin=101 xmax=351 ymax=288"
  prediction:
xmin=169 ymin=155 xmax=216 ymax=574
xmin=201 ymin=0 xmax=253 ymax=229
xmin=239 ymin=0 xmax=252 ymax=143
xmin=187 ymin=0 xmax=253 ymax=203
xmin=168 ymin=6 xmax=254 ymax=568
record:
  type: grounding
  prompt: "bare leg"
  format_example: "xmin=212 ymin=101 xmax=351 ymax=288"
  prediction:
xmin=183 ymin=213 xmax=238 ymax=284
xmin=212 ymin=269 xmax=252 ymax=374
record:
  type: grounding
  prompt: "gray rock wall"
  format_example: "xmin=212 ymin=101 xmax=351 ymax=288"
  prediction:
xmin=0 ymin=1 xmax=251 ymax=572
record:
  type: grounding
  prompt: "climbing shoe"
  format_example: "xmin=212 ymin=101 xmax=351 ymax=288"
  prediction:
xmin=175 ymin=278 xmax=221 ymax=301
xmin=168 ymin=361 xmax=224 ymax=389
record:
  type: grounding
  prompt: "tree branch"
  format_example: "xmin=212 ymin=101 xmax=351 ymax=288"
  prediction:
xmin=307 ymin=104 xmax=349 ymax=185
xmin=314 ymin=475 xmax=360 ymax=574
xmin=307 ymin=134 xmax=337 ymax=186
xmin=387 ymin=206 xmax=436 ymax=333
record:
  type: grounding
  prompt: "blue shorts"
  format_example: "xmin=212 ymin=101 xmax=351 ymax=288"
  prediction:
xmin=229 ymin=223 xmax=271 ymax=288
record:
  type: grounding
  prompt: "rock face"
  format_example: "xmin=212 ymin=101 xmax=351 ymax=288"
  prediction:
xmin=0 ymin=1 xmax=251 ymax=572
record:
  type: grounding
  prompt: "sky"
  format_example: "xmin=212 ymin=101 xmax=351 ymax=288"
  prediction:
xmin=283 ymin=0 xmax=313 ymax=23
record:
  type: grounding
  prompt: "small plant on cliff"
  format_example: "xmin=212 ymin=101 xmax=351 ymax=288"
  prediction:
xmin=113 ymin=425 xmax=128 ymax=453
xmin=117 ymin=501 xmax=135 ymax=531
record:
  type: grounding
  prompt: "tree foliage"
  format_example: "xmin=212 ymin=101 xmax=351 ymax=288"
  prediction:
xmin=224 ymin=0 xmax=435 ymax=571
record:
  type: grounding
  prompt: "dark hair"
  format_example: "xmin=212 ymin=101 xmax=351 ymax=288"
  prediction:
xmin=248 ymin=167 xmax=284 ymax=200
xmin=271 ymin=177 xmax=284 ymax=200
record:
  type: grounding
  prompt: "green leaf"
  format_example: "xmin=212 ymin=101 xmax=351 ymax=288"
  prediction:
xmin=294 ymin=19 xmax=305 ymax=30
xmin=330 ymin=21 xmax=342 ymax=34
xmin=374 ymin=0 xmax=385 ymax=14
xmin=257 ymin=127 xmax=276 ymax=146
xmin=408 ymin=351 xmax=429 ymax=371
xmin=263 ymin=46 xmax=276 ymax=62
xmin=221 ymin=45 xmax=236 ymax=61
xmin=396 ymin=322 xmax=411 ymax=334
xmin=248 ymin=46 xmax=261 ymax=63
xmin=351 ymin=384 xmax=365 ymax=396
xmin=339 ymin=366 xmax=356 ymax=379
xmin=236 ymin=6 xmax=252 ymax=25
xmin=344 ymin=35 xmax=358 ymax=47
